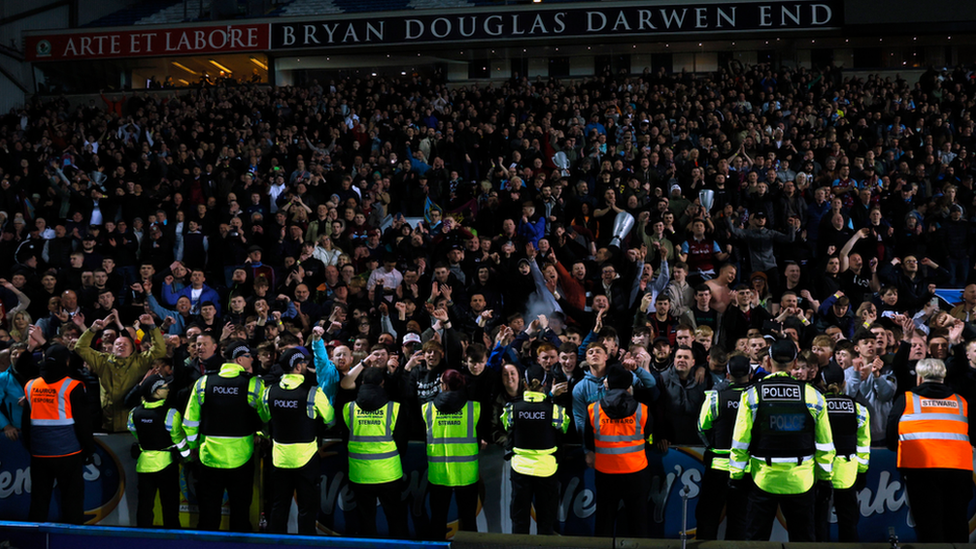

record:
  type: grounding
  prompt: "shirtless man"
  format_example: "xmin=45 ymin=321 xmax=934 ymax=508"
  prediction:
xmin=705 ymin=263 xmax=736 ymax=314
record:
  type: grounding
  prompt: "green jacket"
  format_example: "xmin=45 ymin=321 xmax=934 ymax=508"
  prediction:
xmin=829 ymin=396 xmax=871 ymax=490
xmin=344 ymin=400 xmax=403 ymax=484
xmin=127 ymin=399 xmax=189 ymax=473
xmin=697 ymin=385 xmax=747 ymax=471
xmin=500 ymin=391 xmax=570 ymax=477
xmin=76 ymin=326 xmax=167 ymax=432
xmin=422 ymin=399 xmax=481 ymax=486
xmin=259 ymin=373 xmax=335 ymax=468
xmin=730 ymin=372 xmax=835 ymax=494
xmin=183 ymin=363 xmax=268 ymax=468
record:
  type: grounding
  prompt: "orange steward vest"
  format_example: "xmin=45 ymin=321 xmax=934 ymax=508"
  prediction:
xmin=588 ymin=401 xmax=649 ymax=474
xmin=897 ymin=391 xmax=973 ymax=471
xmin=25 ymin=376 xmax=83 ymax=458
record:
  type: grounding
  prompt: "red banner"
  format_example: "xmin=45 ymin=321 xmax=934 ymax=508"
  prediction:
xmin=25 ymin=23 xmax=270 ymax=61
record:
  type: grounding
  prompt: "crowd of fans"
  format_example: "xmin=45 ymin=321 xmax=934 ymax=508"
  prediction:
xmin=2 ymin=60 xmax=976 ymax=512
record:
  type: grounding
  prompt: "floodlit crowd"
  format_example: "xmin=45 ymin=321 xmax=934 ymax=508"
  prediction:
xmin=1 ymin=61 xmax=976 ymax=540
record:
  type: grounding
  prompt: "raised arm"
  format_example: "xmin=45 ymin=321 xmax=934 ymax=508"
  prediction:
xmin=839 ymin=228 xmax=869 ymax=272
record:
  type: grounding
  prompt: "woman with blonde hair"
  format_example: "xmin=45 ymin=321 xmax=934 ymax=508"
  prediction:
xmin=9 ymin=310 xmax=32 ymax=343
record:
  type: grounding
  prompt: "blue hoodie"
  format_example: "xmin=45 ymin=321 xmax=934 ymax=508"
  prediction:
xmin=571 ymin=366 xmax=657 ymax=437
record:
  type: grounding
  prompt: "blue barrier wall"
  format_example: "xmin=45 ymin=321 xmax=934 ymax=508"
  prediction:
xmin=0 ymin=522 xmax=450 ymax=549
xmin=1 ymin=434 xmax=975 ymax=541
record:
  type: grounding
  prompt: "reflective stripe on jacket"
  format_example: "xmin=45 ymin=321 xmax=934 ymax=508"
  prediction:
xmin=26 ymin=377 xmax=82 ymax=457
xmin=897 ymin=391 xmax=972 ymax=471
xmin=423 ymin=400 xmax=480 ymax=486
xmin=345 ymin=401 xmax=402 ymax=484
xmin=588 ymin=401 xmax=649 ymax=474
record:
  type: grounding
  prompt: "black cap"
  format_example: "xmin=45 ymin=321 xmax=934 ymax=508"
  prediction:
xmin=143 ymin=374 xmax=172 ymax=400
xmin=652 ymin=336 xmax=671 ymax=347
xmin=44 ymin=344 xmax=71 ymax=368
xmin=279 ymin=348 xmax=308 ymax=372
xmin=727 ymin=355 xmax=752 ymax=377
xmin=524 ymin=363 xmax=547 ymax=385
xmin=753 ymin=211 xmax=767 ymax=220
xmin=247 ymin=245 xmax=263 ymax=254
xmin=820 ymin=364 xmax=845 ymax=386
xmin=224 ymin=340 xmax=252 ymax=361
xmin=606 ymin=364 xmax=632 ymax=390
xmin=768 ymin=339 xmax=798 ymax=363
xmin=361 ymin=367 xmax=385 ymax=386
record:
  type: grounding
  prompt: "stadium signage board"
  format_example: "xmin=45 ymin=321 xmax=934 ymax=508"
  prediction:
xmin=26 ymin=23 xmax=269 ymax=61
xmin=271 ymin=1 xmax=839 ymax=49
xmin=25 ymin=1 xmax=838 ymax=62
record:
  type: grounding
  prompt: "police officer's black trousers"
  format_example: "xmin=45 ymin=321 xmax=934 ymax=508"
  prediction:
xmin=814 ymin=485 xmax=859 ymax=542
xmin=29 ymin=453 xmax=85 ymax=524
xmin=745 ymin=487 xmax=815 ymax=541
xmin=595 ymin=468 xmax=649 ymax=538
xmin=427 ymin=482 xmax=479 ymax=539
xmin=350 ymin=479 xmax=408 ymax=538
xmin=903 ymin=468 xmax=973 ymax=543
xmin=695 ymin=468 xmax=749 ymax=540
xmin=197 ymin=458 xmax=254 ymax=532
xmin=136 ymin=462 xmax=181 ymax=528
xmin=510 ymin=470 xmax=558 ymax=535
xmin=270 ymin=456 xmax=320 ymax=535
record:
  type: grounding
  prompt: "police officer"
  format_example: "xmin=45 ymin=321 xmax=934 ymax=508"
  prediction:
xmin=584 ymin=363 xmax=653 ymax=538
xmin=501 ymin=363 xmax=570 ymax=535
xmin=261 ymin=348 xmax=335 ymax=534
xmin=343 ymin=367 xmax=409 ymax=538
xmin=423 ymin=369 xmax=481 ymax=539
xmin=730 ymin=339 xmax=834 ymax=542
xmin=127 ymin=374 xmax=190 ymax=528
xmin=887 ymin=358 xmax=974 ymax=543
xmin=815 ymin=365 xmax=870 ymax=542
xmin=184 ymin=340 xmax=268 ymax=532
xmin=23 ymin=344 xmax=93 ymax=524
xmin=696 ymin=355 xmax=753 ymax=540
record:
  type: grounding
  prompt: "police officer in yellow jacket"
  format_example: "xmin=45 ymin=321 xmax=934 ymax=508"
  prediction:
xmin=422 ymin=369 xmax=482 ymax=539
xmin=261 ymin=349 xmax=335 ymax=534
xmin=584 ymin=362 xmax=653 ymax=538
xmin=815 ymin=365 xmax=870 ymax=542
xmin=501 ymin=363 xmax=570 ymax=535
xmin=730 ymin=339 xmax=834 ymax=542
xmin=696 ymin=355 xmax=753 ymax=540
xmin=127 ymin=374 xmax=190 ymax=528
xmin=184 ymin=340 xmax=268 ymax=532
xmin=343 ymin=366 xmax=409 ymax=538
